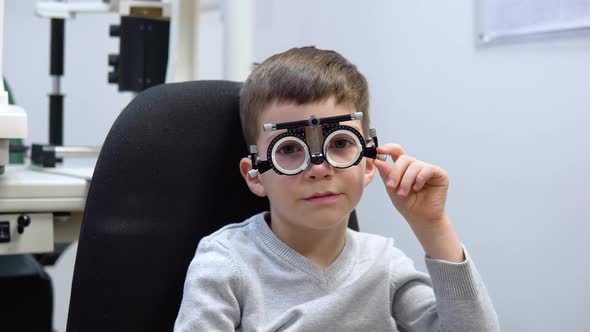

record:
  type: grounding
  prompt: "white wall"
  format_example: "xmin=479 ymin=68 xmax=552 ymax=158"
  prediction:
xmin=255 ymin=1 xmax=590 ymax=331
xmin=4 ymin=1 xmax=590 ymax=331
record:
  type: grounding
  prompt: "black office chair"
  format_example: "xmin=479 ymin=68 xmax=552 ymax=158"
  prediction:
xmin=66 ymin=80 xmax=358 ymax=331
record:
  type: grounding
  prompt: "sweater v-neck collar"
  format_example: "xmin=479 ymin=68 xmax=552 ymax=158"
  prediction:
xmin=253 ymin=212 xmax=356 ymax=287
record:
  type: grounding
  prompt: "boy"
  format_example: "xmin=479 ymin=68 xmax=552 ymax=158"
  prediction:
xmin=175 ymin=46 xmax=499 ymax=331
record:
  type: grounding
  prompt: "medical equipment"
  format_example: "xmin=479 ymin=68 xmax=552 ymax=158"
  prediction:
xmin=0 ymin=104 xmax=27 ymax=175
xmin=1 ymin=0 xmax=254 ymax=256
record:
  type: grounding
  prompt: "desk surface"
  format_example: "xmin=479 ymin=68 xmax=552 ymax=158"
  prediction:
xmin=0 ymin=165 xmax=92 ymax=212
xmin=0 ymin=164 xmax=93 ymax=254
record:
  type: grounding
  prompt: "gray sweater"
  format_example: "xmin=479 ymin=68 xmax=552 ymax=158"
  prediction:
xmin=175 ymin=212 xmax=499 ymax=331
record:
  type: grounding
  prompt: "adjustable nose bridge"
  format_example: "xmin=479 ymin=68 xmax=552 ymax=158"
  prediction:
xmin=310 ymin=154 xmax=325 ymax=165
xmin=305 ymin=152 xmax=334 ymax=179
xmin=305 ymin=116 xmax=325 ymax=166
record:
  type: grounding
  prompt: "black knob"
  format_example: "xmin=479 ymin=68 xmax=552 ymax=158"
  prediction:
xmin=108 ymin=71 xmax=119 ymax=84
xmin=109 ymin=24 xmax=121 ymax=37
xmin=17 ymin=214 xmax=31 ymax=234
xmin=108 ymin=54 xmax=119 ymax=67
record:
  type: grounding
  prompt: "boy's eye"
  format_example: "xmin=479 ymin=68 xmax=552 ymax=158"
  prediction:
xmin=331 ymin=138 xmax=352 ymax=149
xmin=278 ymin=143 xmax=300 ymax=154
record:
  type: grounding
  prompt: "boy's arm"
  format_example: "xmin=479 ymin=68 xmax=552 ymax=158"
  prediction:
xmin=390 ymin=246 xmax=500 ymax=331
xmin=374 ymin=144 xmax=499 ymax=330
xmin=407 ymin=214 xmax=464 ymax=263
xmin=174 ymin=239 xmax=241 ymax=331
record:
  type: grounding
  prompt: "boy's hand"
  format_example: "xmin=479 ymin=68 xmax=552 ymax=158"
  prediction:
xmin=374 ymin=144 xmax=449 ymax=226
xmin=374 ymin=144 xmax=464 ymax=262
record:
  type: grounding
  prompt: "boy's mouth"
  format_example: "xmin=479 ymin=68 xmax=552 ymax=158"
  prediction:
xmin=304 ymin=192 xmax=341 ymax=203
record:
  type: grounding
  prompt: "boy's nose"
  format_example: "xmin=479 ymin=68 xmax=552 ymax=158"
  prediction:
xmin=304 ymin=158 xmax=334 ymax=180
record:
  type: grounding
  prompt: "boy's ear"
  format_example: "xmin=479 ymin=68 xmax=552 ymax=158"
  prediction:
xmin=239 ymin=157 xmax=267 ymax=197
xmin=363 ymin=158 xmax=377 ymax=188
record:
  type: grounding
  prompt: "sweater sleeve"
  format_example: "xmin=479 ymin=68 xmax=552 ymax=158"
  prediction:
xmin=174 ymin=238 xmax=242 ymax=331
xmin=390 ymin=245 xmax=500 ymax=332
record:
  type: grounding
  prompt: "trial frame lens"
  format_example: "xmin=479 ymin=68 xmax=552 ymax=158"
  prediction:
xmin=323 ymin=129 xmax=363 ymax=168
xmin=270 ymin=136 xmax=310 ymax=175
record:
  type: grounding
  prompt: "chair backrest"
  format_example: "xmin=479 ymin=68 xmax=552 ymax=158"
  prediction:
xmin=66 ymin=80 xmax=358 ymax=331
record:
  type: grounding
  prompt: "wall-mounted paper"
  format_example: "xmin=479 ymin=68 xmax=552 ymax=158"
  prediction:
xmin=478 ymin=0 xmax=590 ymax=43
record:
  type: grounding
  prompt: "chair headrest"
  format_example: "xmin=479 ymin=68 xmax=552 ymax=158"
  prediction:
xmin=68 ymin=80 xmax=269 ymax=331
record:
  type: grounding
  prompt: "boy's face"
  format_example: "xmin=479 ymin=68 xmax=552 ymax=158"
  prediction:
xmin=240 ymin=96 xmax=376 ymax=231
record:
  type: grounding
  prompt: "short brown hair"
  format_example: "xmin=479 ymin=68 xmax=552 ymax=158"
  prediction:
xmin=240 ymin=46 xmax=370 ymax=145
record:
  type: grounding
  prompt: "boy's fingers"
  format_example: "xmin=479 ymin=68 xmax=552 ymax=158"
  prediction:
xmin=414 ymin=165 xmax=435 ymax=191
xmin=374 ymin=159 xmax=393 ymax=185
xmin=375 ymin=144 xmax=426 ymax=193
xmin=382 ymin=154 xmax=415 ymax=190
xmin=415 ymin=164 xmax=448 ymax=188
xmin=398 ymin=161 xmax=423 ymax=196
xmin=376 ymin=144 xmax=407 ymax=162
xmin=375 ymin=159 xmax=402 ymax=193
xmin=374 ymin=144 xmax=414 ymax=191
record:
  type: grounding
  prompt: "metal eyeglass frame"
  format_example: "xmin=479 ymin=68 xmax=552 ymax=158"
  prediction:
xmin=247 ymin=112 xmax=386 ymax=178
